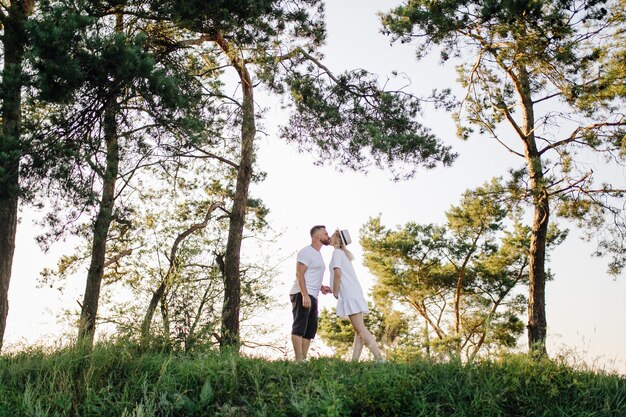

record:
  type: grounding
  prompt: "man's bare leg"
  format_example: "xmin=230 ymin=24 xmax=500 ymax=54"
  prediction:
xmin=291 ymin=334 xmax=304 ymax=361
xmin=301 ymin=337 xmax=311 ymax=360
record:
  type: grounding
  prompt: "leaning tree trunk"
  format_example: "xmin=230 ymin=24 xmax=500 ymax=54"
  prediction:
xmin=77 ymin=101 xmax=120 ymax=347
xmin=0 ymin=1 xmax=30 ymax=352
xmin=142 ymin=276 xmax=169 ymax=346
xmin=518 ymin=66 xmax=549 ymax=355
xmin=215 ymin=32 xmax=256 ymax=351
xmin=140 ymin=203 xmax=221 ymax=347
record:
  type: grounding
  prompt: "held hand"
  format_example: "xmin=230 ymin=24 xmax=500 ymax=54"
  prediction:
xmin=302 ymin=294 xmax=311 ymax=309
xmin=320 ymin=285 xmax=331 ymax=295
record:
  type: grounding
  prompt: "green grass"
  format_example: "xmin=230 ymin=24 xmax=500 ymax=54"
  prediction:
xmin=0 ymin=343 xmax=624 ymax=416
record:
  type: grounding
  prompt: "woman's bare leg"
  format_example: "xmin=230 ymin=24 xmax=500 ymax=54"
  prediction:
xmin=351 ymin=333 xmax=364 ymax=361
xmin=349 ymin=313 xmax=383 ymax=360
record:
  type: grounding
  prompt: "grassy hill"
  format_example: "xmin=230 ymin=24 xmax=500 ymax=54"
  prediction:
xmin=0 ymin=343 xmax=624 ymax=416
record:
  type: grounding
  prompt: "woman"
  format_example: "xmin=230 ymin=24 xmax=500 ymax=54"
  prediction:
xmin=329 ymin=229 xmax=384 ymax=362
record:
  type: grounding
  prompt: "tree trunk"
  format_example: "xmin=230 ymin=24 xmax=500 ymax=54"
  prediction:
xmin=517 ymin=66 xmax=549 ymax=355
xmin=453 ymin=235 xmax=479 ymax=355
xmin=140 ymin=203 xmax=220 ymax=346
xmin=527 ymin=180 xmax=549 ymax=354
xmin=452 ymin=269 xmax=464 ymax=357
xmin=77 ymin=101 xmax=119 ymax=347
xmin=186 ymin=283 xmax=213 ymax=352
xmin=0 ymin=2 xmax=29 ymax=352
xmin=160 ymin=292 xmax=171 ymax=348
xmin=215 ymin=32 xmax=256 ymax=351
xmin=141 ymin=281 xmax=167 ymax=345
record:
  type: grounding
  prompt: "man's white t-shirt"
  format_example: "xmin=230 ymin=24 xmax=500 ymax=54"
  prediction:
xmin=290 ymin=245 xmax=325 ymax=299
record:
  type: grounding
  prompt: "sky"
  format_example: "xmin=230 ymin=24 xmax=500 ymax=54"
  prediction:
xmin=5 ymin=1 xmax=626 ymax=373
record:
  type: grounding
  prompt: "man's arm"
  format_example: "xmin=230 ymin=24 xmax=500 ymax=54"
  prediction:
xmin=296 ymin=261 xmax=311 ymax=308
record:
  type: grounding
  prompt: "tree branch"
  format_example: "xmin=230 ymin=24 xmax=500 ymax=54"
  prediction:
xmin=296 ymin=48 xmax=340 ymax=84
xmin=549 ymin=171 xmax=593 ymax=196
xmin=460 ymin=48 xmax=486 ymax=117
xmin=166 ymin=202 xmax=224 ymax=265
xmin=532 ymin=90 xmax=563 ymax=105
xmin=103 ymin=248 xmax=133 ymax=268
xmin=244 ymin=47 xmax=301 ymax=66
xmin=178 ymin=34 xmax=217 ymax=47
xmin=240 ymin=340 xmax=287 ymax=354
xmin=186 ymin=146 xmax=239 ymax=169
xmin=574 ymin=187 xmax=626 ymax=195
xmin=540 ymin=121 xmax=626 ymax=155
xmin=477 ymin=116 xmax=525 ymax=157
xmin=406 ymin=296 xmax=445 ymax=339
xmin=497 ymin=101 xmax=528 ymax=143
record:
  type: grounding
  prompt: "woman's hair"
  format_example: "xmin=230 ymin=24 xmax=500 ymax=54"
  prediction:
xmin=332 ymin=229 xmax=355 ymax=261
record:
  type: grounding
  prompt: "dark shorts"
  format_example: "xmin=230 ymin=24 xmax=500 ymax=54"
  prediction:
xmin=290 ymin=293 xmax=318 ymax=340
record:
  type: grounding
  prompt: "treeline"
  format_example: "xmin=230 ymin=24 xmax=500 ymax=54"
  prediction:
xmin=0 ymin=0 xmax=453 ymax=353
xmin=1 ymin=0 xmax=625 ymax=361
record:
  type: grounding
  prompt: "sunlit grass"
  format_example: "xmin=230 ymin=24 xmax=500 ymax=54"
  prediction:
xmin=0 ymin=341 xmax=624 ymax=416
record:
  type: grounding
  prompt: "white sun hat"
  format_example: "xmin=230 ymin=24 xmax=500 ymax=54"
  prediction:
xmin=339 ymin=229 xmax=352 ymax=246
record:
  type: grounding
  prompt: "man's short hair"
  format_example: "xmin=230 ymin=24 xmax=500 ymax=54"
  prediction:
xmin=310 ymin=225 xmax=326 ymax=237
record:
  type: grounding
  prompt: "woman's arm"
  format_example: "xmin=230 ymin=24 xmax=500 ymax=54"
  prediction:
xmin=332 ymin=267 xmax=341 ymax=299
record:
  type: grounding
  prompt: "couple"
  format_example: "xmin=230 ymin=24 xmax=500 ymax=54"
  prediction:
xmin=289 ymin=225 xmax=383 ymax=362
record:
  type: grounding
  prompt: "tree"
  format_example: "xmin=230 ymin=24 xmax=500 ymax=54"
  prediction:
xmin=27 ymin=0 xmax=208 ymax=347
xmin=361 ymin=180 xmax=566 ymax=361
xmin=138 ymin=200 xmax=223 ymax=348
xmin=126 ymin=160 xmax=271 ymax=351
xmin=27 ymin=0 xmax=320 ymax=352
xmin=0 ymin=0 xmax=35 ymax=351
xmin=161 ymin=1 xmax=313 ymax=350
xmin=40 ymin=155 xmax=274 ymax=352
xmin=381 ymin=0 xmax=626 ymax=354
xmin=149 ymin=0 xmax=459 ymax=351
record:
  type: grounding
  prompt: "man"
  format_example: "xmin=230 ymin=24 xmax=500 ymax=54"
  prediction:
xmin=290 ymin=225 xmax=332 ymax=362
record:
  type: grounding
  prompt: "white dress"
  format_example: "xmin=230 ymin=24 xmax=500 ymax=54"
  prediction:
xmin=329 ymin=248 xmax=369 ymax=317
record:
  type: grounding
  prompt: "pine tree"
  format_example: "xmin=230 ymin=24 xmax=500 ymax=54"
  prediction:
xmin=381 ymin=0 xmax=626 ymax=354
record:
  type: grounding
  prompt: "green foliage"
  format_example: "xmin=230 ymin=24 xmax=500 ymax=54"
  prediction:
xmin=154 ymin=0 xmax=444 ymax=183
xmin=381 ymin=0 xmax=606 ymax=63
xmin=317 ymin=307 xmax=356 ymax=356
xmin=359 ymin=178 xmax=568 ymax=360
xmin=38 ymin=159 xmax=274 ymax=351
xmin=28 ymin=1 xmax=203 ymax=109
xmin=21 ymin=0 xmax=216 ymax=248
xmin=281 ymin=68 xmax=457 ymax=179
xmin=318 ymin=303 xmax=409 ymax=357
xmin=0 ymin=343 xmax=624 ymax=416
xmin=381 ymin=0 xmax=626 ymax=274
xmin=157 ymin=0 xmax=326 ymax=46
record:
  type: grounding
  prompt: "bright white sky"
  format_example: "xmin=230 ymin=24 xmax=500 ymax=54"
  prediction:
xmin=6 ymin=1 xmax=626 ymax=373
